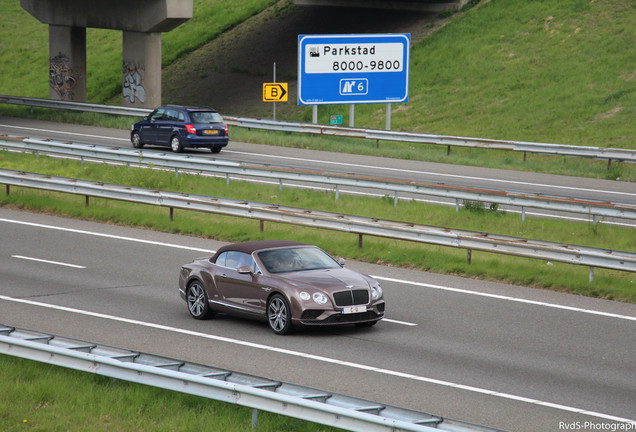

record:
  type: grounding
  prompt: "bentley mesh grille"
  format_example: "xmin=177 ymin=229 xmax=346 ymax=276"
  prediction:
xmin=333 ymin=289 xmax=369 ymax=307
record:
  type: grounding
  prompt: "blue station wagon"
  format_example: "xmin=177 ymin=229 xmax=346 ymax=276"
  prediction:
xmin=131 ymin=105 xmax=229 ymax=153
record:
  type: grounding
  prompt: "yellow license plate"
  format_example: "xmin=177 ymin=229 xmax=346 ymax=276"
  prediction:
xmin=204 ymin=129 xmax=219 ymax=135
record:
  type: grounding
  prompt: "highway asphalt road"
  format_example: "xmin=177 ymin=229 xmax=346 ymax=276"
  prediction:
xmin=1 ymin=116 xmax=635 ymax=212
xmin=0 ymin=207 xmax=634 ymax=432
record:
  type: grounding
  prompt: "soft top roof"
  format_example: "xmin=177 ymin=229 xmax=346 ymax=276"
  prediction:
xmin=211 ymin=240 xmax=308 ymax=262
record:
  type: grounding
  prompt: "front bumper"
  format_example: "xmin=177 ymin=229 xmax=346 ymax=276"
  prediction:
xmin=296 ymin=301 xmax=385 ymax=326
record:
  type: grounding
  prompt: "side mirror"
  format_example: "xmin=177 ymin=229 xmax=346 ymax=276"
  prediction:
xmin=337 ymin=257 xmax=346 ymax=267
xmin=237 ymin=265 xmax=253 ymax=275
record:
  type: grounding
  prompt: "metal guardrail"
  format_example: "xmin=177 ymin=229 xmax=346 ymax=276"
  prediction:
xmin=2 ymin=137 xmax=635 ymax=223
xmin=1 ymin=95 xmax=635 ymax=164
xmin=0 ymin=325 xmax=504 ymax=432
xmin=0 ymin=94 xmax=151 ymax=117
xmin=2 ymin=169 xmax=635 ymax=279
xmin=225 ymin=116 xmax=636 ymax=164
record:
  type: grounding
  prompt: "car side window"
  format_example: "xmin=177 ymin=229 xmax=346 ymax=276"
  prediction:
xmin=215 ymin=252 xmax=226 ymax=266
xmin=177 ymin=111 xmax=185 ymax=122
xmin=215 ymin=251 xmax=257 ymax=272
xmin=150 ymin=109 xmax=164 ymax=121
xmin=225 ymin=251 xmax=253 ymax=270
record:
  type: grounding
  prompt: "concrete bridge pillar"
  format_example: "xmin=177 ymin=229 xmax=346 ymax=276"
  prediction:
xmin=21 ymin=0 xmax=192 ymax=108
xmin=122 ymin=32 xmax=162 ymax=108
xmin=48 ymin=25 xmax=86 ymax=101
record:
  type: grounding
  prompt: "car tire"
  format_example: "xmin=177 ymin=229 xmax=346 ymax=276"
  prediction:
xmin=186 ymin=281 xmax=213 ymax=320
xmin=210 ymin=145 xmax=222 ymax=154
xmin=170 ymin=135 xmax=184 ymax=153
xmin=267 ymin=294 xmax=293 ymax=335
xmin=131 ymin=131 xmax=144 ymax=149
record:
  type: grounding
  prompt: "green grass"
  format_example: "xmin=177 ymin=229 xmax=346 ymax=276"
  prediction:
xmin=2 ymin=150 xmax=634 ymax=303
xmin=0 ymin=354 xmax=343 ymax=432
xmin=279 ymin=0 xmax=636 ymax=149
xmin=0 ymin=2 xmax=634 ymax=427
xmin=0 ymin=0 xmax=279 ymax=102
xmin=2 ymin=0 xmax=635 ymax=181
xmin=3 ymin=0 xmax=634 ymax=154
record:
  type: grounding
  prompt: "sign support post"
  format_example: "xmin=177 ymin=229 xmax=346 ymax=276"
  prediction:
xmin=349 ymin=104 xmax=354 ymax=127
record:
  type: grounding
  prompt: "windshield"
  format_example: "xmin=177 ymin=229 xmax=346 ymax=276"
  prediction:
xmin=190 ymin=111 xmax=223 ymax=124
xmin=257 ymin=247 xmax=340 ymax=274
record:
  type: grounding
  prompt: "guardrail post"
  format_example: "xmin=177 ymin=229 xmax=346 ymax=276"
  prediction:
xmin=589 ymin=266 xmax=594 ymax=282
xmin=252 ymin=408 xmax=259 ymax=428
xmin=394 ymin=191 xmax=398 ymax=207
xmin=467 ymin=249 xmax=472 ymax=265
xmin=170 ymin=207 xmax=174 ymax=221
xmin=279 ymin=179 xmax=283 ymax=193
xmin=521 ymin=206 xmax=526 ymax=222
xmin=358 ymin=233 xmax=363 ymax=249
xmin=85 ymin=196 xmax=89 ymax=208
xmin=260 ymin=220 xmax=264 ymax=233
xmin=455 ymin=199 xmax=460 ymax=212
xmin=335 ymin=185 xmax=340 ymax=200
xmin=226 ymin=173 xmax=230 ymax=185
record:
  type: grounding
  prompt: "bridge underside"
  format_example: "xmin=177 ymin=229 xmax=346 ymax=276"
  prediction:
xmin=293 ymin=0 xmax=468 ymax=12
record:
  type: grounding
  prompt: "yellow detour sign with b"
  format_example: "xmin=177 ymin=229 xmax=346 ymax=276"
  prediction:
xmin=263 ymin=83 xmax=288 ymax=102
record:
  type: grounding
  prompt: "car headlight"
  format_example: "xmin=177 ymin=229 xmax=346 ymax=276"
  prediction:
xmin=371 ymin=285 xmax=383 ymax=300
xmin=312 ymin=292 xmax=328 ymax=305
xmin=299 ymin=292 xmax=310 ymax=301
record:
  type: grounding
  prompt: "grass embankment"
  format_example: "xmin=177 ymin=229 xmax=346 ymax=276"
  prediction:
xmin=0 ymin=355 xmax=342 ymax=432
xmin=275 ymin=0 xmax=636 ymax=149
xmin=1 ymin=0 xmax=634 ymax=181
xmin=2 ymin=150 xmax=634 ymax=303
xmin=0 ymin=0 xmax=280 ymax=102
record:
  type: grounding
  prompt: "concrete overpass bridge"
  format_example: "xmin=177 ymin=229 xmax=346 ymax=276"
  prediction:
xmin=294 ymin=0 xmax=468 ymax=12
xmin=21 ymin=0 xmax=467 ymax=108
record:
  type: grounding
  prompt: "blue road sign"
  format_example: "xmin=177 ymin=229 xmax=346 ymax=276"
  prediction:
xmin=298 ymin=34 xmax=410 ymax=105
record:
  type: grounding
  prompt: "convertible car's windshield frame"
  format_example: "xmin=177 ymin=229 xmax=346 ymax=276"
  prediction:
xmin=257 ymin=247 xmax=341 ymax=274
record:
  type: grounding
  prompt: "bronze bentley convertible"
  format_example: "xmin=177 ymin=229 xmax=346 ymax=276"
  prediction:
xmin=179 ymin=240 xmax=385 ymax=334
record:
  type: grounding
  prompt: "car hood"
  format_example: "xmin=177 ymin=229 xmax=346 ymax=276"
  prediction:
xmin=279 ymin=267 xmax=373 ymax=291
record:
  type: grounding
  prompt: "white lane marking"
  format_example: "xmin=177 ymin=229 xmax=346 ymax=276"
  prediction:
xmin=0 ymin=124 xmax=131 ymax=142
xmin=373 ymin=276 xmax=636 ymax=322
xmin=0 ymin=217 xmax=415 ymax=326
xmin=2 ymin=217 xmax=634 ymax=323
xmin=1 ymin=123 xmax=633 ymax=199
xmin=382 ymin=318 xmax=417 ymax=326
xmin=0 ymin=294 xmax=633 ymax=424
xmin=223 ymin=149 xmax=636 ymax=199
xmin=0 ymin=218 xmax=216 ymax=254
xmin=11 ymin=255 xmax=86 ymax=269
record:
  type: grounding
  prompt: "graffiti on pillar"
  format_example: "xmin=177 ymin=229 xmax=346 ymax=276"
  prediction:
xmin=49 ymin=52 xmax=79 ymax=100
xmin=123 ymin=61 xmax=146 ymax=104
